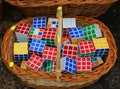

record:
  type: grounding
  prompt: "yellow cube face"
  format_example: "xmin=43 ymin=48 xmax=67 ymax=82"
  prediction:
xmin=93 ymin=38 xmax=109 ymax=49
xmin=14 ymin=42 xmax=28 ymax=54
xmin=98 ymin=59 xmax=104 ymax=64
xmin=20 ymin=61 xmax=27 ymax=69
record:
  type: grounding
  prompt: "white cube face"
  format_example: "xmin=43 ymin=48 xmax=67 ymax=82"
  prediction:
xmin=16 ymin=32 xmax=28 ymax=42
xmin=95 ymin=24 xmax=103 ymax=38
xmin=63 ymin=18 xmax=76 ymax=28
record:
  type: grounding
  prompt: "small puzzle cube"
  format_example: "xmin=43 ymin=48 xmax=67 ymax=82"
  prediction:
xmin=93 ymin=38 xmax=109 ymax=57
xmin=68 ymin=27 xmax=85 ymax=44
xmin=29 ymin=28 xmax=44 ymax=43
xmin=20 ymin=61 xmax=27 ymax=69
xmin=44 ymin=60 xmax=56 ymax=73
xmin=14 ymin=42 xmax=28 ymax=62
xmin=15 ymin=23 xmax=31 ymax=42
xmin=83 ymin=24 xmax=102 ymax=40
xmin=32 ymin=17 xmax=46 ymax=29
xmin=61 ymin=57 xmax=77 ymax=74
xmin=42 ymin=28 xmax=57 ymax=47
xmin=91 ymin=57 xmax=104 ymax=68
xmin=62 ymin=44 xmax=78 ymax=60
xmin=42 ymin=46 xmax=57 ymax=61
xmin=29 ymin=39 xmax=46 ymax=56
xmin=77 ymin=57 xmax=92 ymax=72
xmin=26 ymin=54 xmax=45 ymax=71
xmin=47 ymin=18 xmax=58 ymax=28
xmin=78 ymin=40 xmax=95 ymax=57
xmin=63 ymin=18 xmax=76 ymax=28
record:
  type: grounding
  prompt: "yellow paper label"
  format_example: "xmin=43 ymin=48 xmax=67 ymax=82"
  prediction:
xmin=57 ymin=36 xmax=60 ymax=42
xmin=10 ymin=25 xmax=16 ymax=31
xmin=57 ymin=6 xmax=62 ymax=11
xmin=9 ymin=62 xmax=14 ymax=67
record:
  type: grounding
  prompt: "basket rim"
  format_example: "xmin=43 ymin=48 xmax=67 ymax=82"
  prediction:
xmin=4 ymin=0 xmax=118 ymax=7
xmin=1 ymin=16 xmax=117 ymax=87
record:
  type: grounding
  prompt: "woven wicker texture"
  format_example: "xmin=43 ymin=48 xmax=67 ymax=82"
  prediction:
xmin=2 ymin=16 xmax=117 ymax=89
xmin=4 ymin=0 xmax=118 ymax=17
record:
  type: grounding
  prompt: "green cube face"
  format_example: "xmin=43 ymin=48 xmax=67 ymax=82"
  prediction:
xmin=42 ymin=38 xmax=56 ymax=47
xmin=83 ymin=24 xmax=102 ymax=40
xmin=44 ymin=60 xmax=54 ymax=73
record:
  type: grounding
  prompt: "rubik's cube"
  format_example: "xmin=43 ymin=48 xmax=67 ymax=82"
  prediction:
xmin=61 ymin=57 xmax=77 ymax=74
xmin=68 ymin=27 xmax=85 ymax=44
xmin=20 ymin=61 xmax=27 ymax=69
xmin=42 ymin=46 xmax=57 ymax=61
xmin=63 ymin=18 xmax=76 ymax=28
xmin=29 ymin=28 xmax=44 ymax=43
xmin=42 ymin=28 xmax=57 ymax=47
xmin=78 ymin=40 xmax=95 ymax=57
xmin=29 ymin=39 xmax=46 ymax=56
xmin=44 ymin=60 xmax=56 ymax=73
xmin=32 ymin=17 xmax=46 ymax=28
xmin=47 ymin=18 xmax=58 ymax=28
xmin=93 ymin=38 xmax=109 ymax=57
xmin=62 ymin=44 xmax=78 ymax=60
xmin=26 ymin=54 xmax=45 ymax=71
xmin=91 ymin=57 xmax=104 ymax=68
xmin=14 ymin=42 xmax=28 ymax=62
xmin=77 ymin=57 xmax=92 ymax=72
xmin=83 ymin=24 xmax=102 ymax=40
xmin=15 ymin=23 xmax=31 ymax=42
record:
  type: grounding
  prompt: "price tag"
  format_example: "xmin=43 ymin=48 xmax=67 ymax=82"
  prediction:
xmin=57 ymin=6 xmax=62 ymax=11
xmin=57 ymin=35 xmax=60 ymax=42
xmin=9 ymin=62 xmax=14 ymax=67
xmin=10 ymin=25 xmax=16 ymax=31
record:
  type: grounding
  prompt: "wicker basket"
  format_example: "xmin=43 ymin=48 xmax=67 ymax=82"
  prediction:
xmin=2 ymin=16 xmax=117 ymax=89
xmin=4 ymin=0 xmax=118 ymax=17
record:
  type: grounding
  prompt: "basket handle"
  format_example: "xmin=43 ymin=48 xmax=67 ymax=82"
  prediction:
xmin=55 ymin=6 xmax=63 ymax=82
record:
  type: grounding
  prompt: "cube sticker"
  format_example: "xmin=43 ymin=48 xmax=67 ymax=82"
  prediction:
xmin=44 ymin=60 xmax=56 ymax=73
xmin=61 ymin=57 xmax=77 ymax=74
xmin=78 ymin=40 xmax=95 ymax=57
xmin=93 ymin=38 xmax=109 ymax=57
xmin=63 ymin=18 xmax=76 ymax=28
xmin=14 ymin=42 xmax=28 ymax=62
xmin=29 ymin=28 xmax=44 ymax=43
xmin=91 ymin=57 xmax=104 ymax=68
xmin=15 ymin=23 xmax=31 ymax=42
xmin=42 ymin=46 xmax=57 ymax=61
xmin=26 ymin=54 xmax=45 ymax=71
xmin=68 ymin=27 xmax=85 ymax=44
xmin=83 ymin=24 xmax=102 ymax=40
xmin=47 ymin=18 xmax=58 ymax=28
xmin=32 ymin=17 xmax=46 ymax=29
xmin=62 ymin=44 xmax=78 ymax=60
xmin=20 ymin=61 xmax=27 ymax=69
xmin=42 ymin=28 xmax=57 ymax=47
xmin=29 ymin=39 xmax=46 ymax=56
xmin=77 ymin=57 xmax=92 ymax=72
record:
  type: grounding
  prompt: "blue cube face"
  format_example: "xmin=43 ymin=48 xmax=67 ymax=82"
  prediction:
xmin=29 ymin=39 xmax=46 ymax=53
xmin=94 ymin=49 xmax=109 ymax=57
xmin=68 ymin=27 xmax=84 ymax=39
xmin=64 ymin=57 xmax=77 ymax=74
xmin=32 ymin=17 xmax=46 ymax=28
xmin=14 ymin=54 xmax=28 ymax=62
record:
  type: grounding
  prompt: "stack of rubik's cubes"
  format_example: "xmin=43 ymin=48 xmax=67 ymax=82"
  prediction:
xmin=13 ymin=17 xmax=109 ymax=74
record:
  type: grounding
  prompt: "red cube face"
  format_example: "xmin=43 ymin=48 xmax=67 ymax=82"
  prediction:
xmin=77 ymin=57 xmax=92 ymax=72
xmin=62 ymin=45 xmax=78 ymax=60
xmin=42 ymin=28 xmax=57 ymax=39
xmin=78 ymin=40 xmax=95 ymax=54
xmin=26 ymin=54 xmax=44 ymax=71
xmin=15 ymin=23 xmax=31 ymax=34
xmin=42 ymin=46 xmax=57 ymax=61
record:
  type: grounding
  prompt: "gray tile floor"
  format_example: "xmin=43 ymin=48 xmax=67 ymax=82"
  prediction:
xmin=0 ymin=1 xmax=120 ymax=89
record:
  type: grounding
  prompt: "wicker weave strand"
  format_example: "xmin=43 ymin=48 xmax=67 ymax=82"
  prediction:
xmin=2 ymin=16 xmax=117 ymax=89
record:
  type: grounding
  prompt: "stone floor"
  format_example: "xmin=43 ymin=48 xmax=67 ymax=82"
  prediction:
xmin=0 ymin=1 xmax=120 ymax=89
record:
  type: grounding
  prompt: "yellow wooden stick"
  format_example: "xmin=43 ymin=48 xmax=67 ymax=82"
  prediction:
xmin=55 ymin=6 xmax=62 ymax=82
